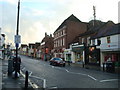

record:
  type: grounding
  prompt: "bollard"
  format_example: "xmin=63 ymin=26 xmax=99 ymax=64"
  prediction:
xmin=103 ymin=63 xmax=105 ymax=72
xmin=25 ymin=71 xmax=28 ymax=88
xmin=82 ymin=63 xmax=84 ymax=68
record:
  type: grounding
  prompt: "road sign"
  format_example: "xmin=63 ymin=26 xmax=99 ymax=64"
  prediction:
xmin=16 ymin=43 xmax=19 ymax=47
xmin=14 ymin=35 xmax=21 ymax=43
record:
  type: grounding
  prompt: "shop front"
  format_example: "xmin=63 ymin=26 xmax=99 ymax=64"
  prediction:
xmin=101 ymin=51 xmax=120 ymax=65
xmin=72 ymin=45 xmax=84 ymax=64
xmin=64 ymin=49 xmax=71 ymax=62
xmin=88 ymin=46 xmax=100 ymax=66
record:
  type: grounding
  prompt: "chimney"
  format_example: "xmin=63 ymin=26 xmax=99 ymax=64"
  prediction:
xmin=50 ymin=34 xmax=52 ymax=37
xmin=45 ymin=32 xmax=47 ymax=36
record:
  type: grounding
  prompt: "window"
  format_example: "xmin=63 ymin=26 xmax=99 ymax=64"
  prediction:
xmin=92 ymin=39 xmax=95 ymax=45
xmin=61 ymin=39 xmax=62 ymax=46
xmin=56 ymin=41 xmax=58 ymax=47
xmin=61 ymin=31 xmax=62 ymax=36
xmin=82 ymin=38 xmax=84 ymax=44
xmin=87 ymin=37 xmax=90 ymax=45
xmin=107 ymin=36 xmax=110 ymax=43
xmin=58 ymin=40 xmax=59 ymax=47
xmin=63 ymin=38 xmax=65 ymax=46
xmin=63 ymin=30 xmax=65 ymax=35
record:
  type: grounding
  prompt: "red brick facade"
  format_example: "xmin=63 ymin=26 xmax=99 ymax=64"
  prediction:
xmin=53 ymin=14 xmax=87 ymax=58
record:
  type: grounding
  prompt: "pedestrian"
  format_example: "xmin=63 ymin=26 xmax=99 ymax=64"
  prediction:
xmin=13 ymin=56 xmax=21 ymax=74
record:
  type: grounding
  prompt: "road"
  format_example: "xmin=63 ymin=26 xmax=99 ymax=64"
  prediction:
xmin=20 ymin=55 xmax=119 ymax=89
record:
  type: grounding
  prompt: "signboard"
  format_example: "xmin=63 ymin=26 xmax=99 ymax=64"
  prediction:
xmin=16 ymin=43 xmax=19 ymax=48
xmin=14 ymin=35 xmax=21 ymax=44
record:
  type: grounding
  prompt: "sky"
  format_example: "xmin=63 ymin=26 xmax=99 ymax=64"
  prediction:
xmin=0 ymin=0 xmax=119 ymax=46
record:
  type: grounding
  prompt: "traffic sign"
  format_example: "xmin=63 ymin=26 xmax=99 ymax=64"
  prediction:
xmin=14 ymin=35 xmax=21 ymax=43
xmin=16 ymin=43 xmax=19 ymax=47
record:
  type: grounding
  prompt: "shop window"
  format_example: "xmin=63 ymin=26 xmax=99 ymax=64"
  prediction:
xmin=92 ymin=40 xmax=95 ymax=45
xmin=107 ymin=36 xmax=111 ymax=43
xmin=82 ymin=38 xmax=84 ymax=44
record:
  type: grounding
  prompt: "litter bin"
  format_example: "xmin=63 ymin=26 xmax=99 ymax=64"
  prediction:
xmin=8 ymin=60 xmax=14 ymax=76
xmin=106 ymin=61 xmax=115 ymax=73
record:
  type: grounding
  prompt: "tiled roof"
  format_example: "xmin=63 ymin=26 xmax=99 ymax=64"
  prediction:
xmin=91 ymin=23 xmax=120 ymax=39
xmin=79 ymin=20 xmax=114 ymax=37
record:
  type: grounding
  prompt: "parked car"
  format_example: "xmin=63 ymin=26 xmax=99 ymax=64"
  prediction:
xmin=49 ymin=57 xmax=65 ymax=67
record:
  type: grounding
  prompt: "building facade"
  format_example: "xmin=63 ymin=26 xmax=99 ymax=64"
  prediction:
xmin=70 ymin=20 xmax=115 ymax=66
xmin=19 ymin=44 xmax=28 ymax=55
xmin=91 ymin=23 xmax=120 ymax=72
xmin=41 ymin=33 xmax=54 ymax=61
xmin=0 ymin=28 xmax=5 ymax=59
xmin=53 ymin=14 xmax=87 ymax=61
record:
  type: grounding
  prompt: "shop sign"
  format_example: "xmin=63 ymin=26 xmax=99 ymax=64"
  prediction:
xmin=72 ymin=46 xmax=84 ymax=52
xmin=64 ymin=49 xmax=71 ymax=54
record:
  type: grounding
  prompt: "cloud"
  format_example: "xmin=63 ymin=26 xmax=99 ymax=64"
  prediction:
xmin=0 ymin=0 xmax=119 ymax=45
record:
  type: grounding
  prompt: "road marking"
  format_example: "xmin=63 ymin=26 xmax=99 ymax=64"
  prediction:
xmin=100 ymin=79 xmax=119 ymax=82
xmin=87 ymin=75 xmax=97 ymax=81
xmin=65 ymin=69 xmax=69 ymax=72
xmin=29 ymin=72 xmax=32 ymax=76
xmin=52 ymin=66 xmax=55 ymax=68
xmin=20 ymin=70 xmax=39 ymax=88
xmin=50 ymin=86 xmax=58 ymax=89
xmin=22 ymin=67 xmax=25 ymax=70
xmin=51 ymin=66 xmax=97 ymax=81
xmin=30 ymin=75 xmax=46 ymax=88
xmin=43 ymin=79 xmax=46 ymax=89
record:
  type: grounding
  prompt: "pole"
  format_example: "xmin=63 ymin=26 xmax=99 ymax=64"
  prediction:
xmin=15 ymin=0 xmax=20 ymax=78
xmin=25 ymin=71 xmax=28 ymax=88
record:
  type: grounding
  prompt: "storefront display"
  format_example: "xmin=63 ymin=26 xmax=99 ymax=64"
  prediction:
xmin=88 ymin=47 xmax=100 ymax=65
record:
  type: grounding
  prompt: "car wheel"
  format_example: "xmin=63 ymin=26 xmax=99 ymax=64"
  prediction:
xmin=50 ymin=62 xmax=52 ymax=65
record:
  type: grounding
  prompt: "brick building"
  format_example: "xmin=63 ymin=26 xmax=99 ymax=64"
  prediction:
xmin=53 ymin=14 xmax=87 ymax=59
xmin=41 ymin=33 xmax=54 ymax=61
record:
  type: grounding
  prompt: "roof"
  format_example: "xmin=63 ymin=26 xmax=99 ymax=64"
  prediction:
xmin=91 ymin=23 xmax=120 ymax=39
xmin=1 ymin=34 xmax=5 ymax=37
xmin=54 ymin=14 xmax=81 ymax=33
xmin=79 ymin=20 xmax=114 ymax=37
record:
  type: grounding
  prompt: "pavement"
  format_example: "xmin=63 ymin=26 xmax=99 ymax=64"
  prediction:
xmin=1 ymin=58 xmax=34 ymax=90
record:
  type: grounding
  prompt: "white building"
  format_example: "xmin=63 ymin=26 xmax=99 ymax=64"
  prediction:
xmin=0 ymin=28 xmax=5 ymax=59
xmin=91 ymin=23 xmax=120 ymax=68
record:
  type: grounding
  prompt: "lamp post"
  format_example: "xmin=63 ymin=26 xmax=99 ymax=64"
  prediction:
xmin=14 ymin=0 xmax=20 ymax=78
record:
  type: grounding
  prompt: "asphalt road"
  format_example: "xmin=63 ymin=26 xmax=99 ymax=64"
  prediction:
xmin=20 ymin=55 xmax=119 ymax=89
